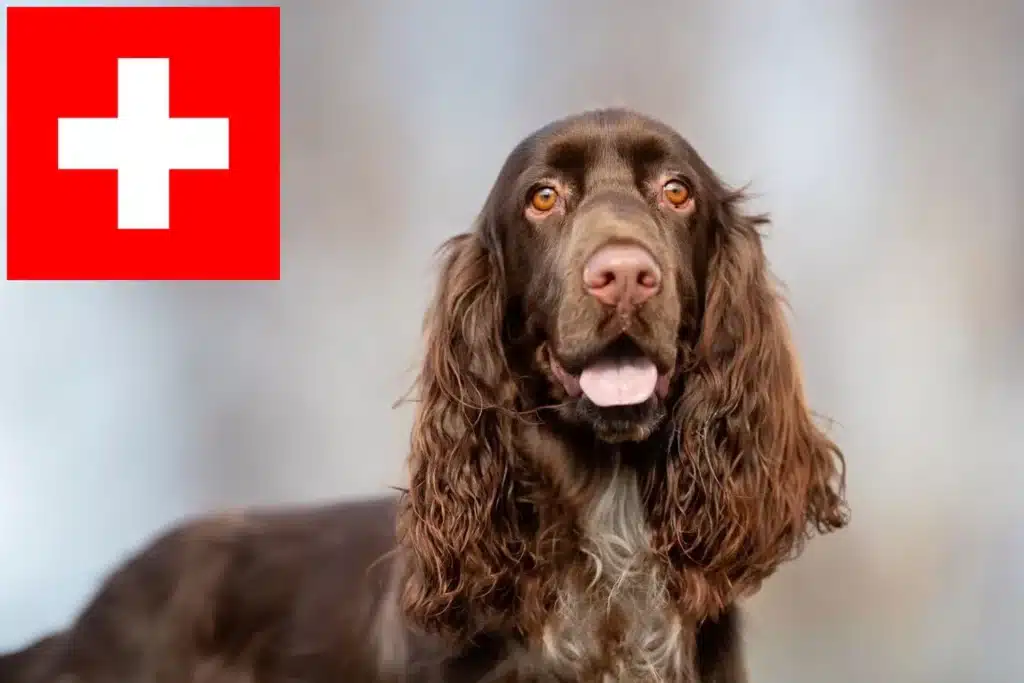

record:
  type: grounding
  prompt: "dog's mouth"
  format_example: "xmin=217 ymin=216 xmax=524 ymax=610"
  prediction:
xmin=549 ymin=337 xmax=671 ymax=407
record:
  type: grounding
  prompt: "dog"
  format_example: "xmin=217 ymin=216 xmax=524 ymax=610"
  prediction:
xmin=0 ymin=108 xmax=847 ymax=683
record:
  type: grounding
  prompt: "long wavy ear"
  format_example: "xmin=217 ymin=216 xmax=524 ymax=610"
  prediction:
xmin=396 ymin=226 xmax=523 ymax=641
xmin=651 ymin=188 xmax=849 ymax=617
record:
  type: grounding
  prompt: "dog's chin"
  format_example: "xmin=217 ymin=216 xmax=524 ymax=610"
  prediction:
xmin=573 ymin=396 xmax=667 ymax=443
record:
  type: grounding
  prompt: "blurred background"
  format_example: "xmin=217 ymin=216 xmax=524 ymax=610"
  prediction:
xmin=1 ymin=1 xmax=1022 ymax=681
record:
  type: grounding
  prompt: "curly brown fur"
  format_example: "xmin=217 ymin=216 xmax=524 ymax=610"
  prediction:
xmin=0 ymin=108 xmax=845 ymax=683
xmin=643 ymin=188 xmax=848 ymax=619
xmin=397 ymin=108 xmax=848 ymax=678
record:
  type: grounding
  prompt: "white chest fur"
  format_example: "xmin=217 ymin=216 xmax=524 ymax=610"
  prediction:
xmin=538 ymin=467 xmax=694 ymax=683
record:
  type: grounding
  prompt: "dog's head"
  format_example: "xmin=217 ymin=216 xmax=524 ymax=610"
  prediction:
xmin=483 ymin=110 xmax=716 ymax=443
xmin=398 ymin=109 xmax=848 ymax=639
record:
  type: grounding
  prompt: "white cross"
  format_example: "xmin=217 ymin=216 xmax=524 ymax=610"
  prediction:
xmin=57 ymin=58 xmax=230 ymax=230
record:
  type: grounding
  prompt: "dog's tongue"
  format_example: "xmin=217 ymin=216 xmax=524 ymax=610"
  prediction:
xmin=579 ymin=357 xmax=658 ymax=407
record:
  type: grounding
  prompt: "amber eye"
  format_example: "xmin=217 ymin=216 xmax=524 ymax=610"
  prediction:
xmin=662 ymin=179 xmax=691 ymax=207
xmin=530 ymin=186 xmax=558 ymax=212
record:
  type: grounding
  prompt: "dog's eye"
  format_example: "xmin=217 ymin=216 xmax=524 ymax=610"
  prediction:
xmin=662 ymin=179 xmax=691 ymax=207
xmin=530 ymin=186 xmax=559 ymax=213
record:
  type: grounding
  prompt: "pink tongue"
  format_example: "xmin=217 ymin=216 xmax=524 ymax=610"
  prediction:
xmin=579 ymin=357 xmax=658 ymax=407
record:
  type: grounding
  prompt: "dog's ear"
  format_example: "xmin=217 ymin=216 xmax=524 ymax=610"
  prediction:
xmin=396 ymin=224 xmax=524 ymax=640
xmin=651 ymin=187 xmax=848 ymax=617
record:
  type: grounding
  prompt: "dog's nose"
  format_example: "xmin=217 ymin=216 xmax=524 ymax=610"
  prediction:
xmin=583 ymin=244 xmax=661 ymax=308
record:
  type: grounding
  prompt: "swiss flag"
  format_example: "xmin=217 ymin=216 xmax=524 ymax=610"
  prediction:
xmin=6 ymin=7 xmax=280 ymax=280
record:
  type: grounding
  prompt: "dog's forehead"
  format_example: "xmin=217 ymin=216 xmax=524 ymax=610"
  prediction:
xmin=517 ymin=110 xmax=694 ymax=176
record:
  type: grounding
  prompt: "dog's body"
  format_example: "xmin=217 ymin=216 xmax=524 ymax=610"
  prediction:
xmin=1 ymin=498 xmax=744 ymax=682
xmin=1 ymin=109 xmax=847 ymax=682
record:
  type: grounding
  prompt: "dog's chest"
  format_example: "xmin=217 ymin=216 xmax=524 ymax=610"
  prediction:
xmin=537 ymin=469 xmax=694 ymax=683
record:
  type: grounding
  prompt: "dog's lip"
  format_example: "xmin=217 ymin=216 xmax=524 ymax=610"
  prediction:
xmin=549 ymin=354 xmax=582 ymax=397
xmin=548 ymin=349 xmax=671 ymax=400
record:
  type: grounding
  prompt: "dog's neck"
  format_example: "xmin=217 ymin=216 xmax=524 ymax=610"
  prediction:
xmin=533 ymin=462 xmax=697 ymax=683
xmin=386 ymin=426 xmax=699 ymax=682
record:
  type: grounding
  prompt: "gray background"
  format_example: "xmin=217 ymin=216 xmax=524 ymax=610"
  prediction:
xmin=2 ymin=1 xmax=1022 ymax=682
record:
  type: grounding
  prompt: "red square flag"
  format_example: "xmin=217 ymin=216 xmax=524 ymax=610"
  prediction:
xmin=6 ymin=6 xmax=280 ymax=280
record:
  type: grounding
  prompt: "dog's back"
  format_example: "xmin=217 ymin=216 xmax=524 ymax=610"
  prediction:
xmin=0 ymin=633 xmax=65 ymax=683
xmin=0 ymin=497 xmax=409 ymax=683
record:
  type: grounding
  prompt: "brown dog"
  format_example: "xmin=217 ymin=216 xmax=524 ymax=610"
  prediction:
xmin=0 ymin=109 xmax=847 ymax=683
